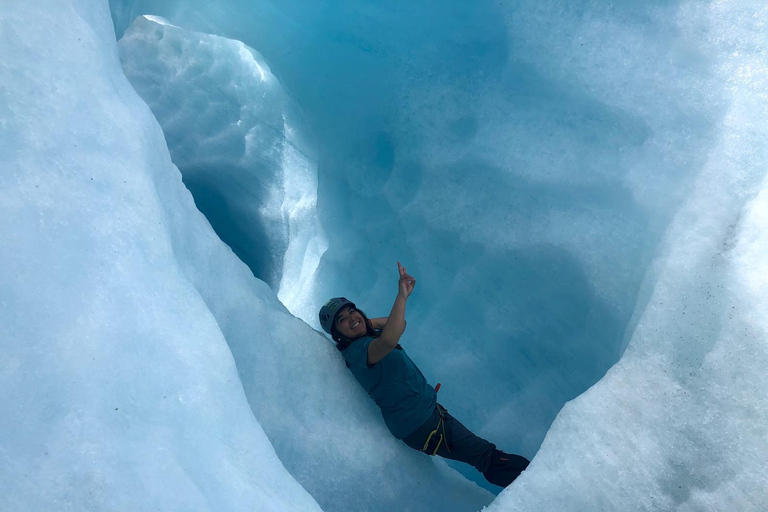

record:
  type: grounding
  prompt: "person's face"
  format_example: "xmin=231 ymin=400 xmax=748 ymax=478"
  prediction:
xmin=335 ymin=306 xmax=367 ymax=339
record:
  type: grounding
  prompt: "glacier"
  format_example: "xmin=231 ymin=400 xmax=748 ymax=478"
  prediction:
xmin=2 ymin=0 xmax=768 ymax=511
xmin=117 ymin=15 xmax=327 ymax=319
xmin=1 ymin=2 xmax=491 ymax=512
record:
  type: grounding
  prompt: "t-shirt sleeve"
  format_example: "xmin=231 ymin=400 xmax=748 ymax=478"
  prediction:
xmin=342 ymin=338 xmax=374 ymax=369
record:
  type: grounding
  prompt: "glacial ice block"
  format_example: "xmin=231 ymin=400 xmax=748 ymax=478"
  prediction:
xmin=109 ymin=2 xmax=647 ymax=475
xmin=0 ymin=2 xmax=322 ymax=511
xmin=7 ymin=0 xmax=765 ymax=509
xmin=486 ymin=2 xmax=768 ymax=510
xmin=116 ymin=18 xmax=496 ymax=510
xmin=118 ymin=15 xmax=327 ymax=320
xmin=1 ymin=2 xmax=494 ymax=511
xmin=488 ymin=119 xmax=768 ymax=511
xmin=109 ymin=0 xmax=768 ymax=499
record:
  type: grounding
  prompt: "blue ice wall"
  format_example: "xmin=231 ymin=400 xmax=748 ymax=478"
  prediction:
xmin=109 ymin=0 xmax=733 ymax=491
xmin=1 ymin=3 xmax=492 ymax=511
xmin=2 ymin=0 xmax=766 ymax=510
xmin=117 ymin=15 xmax=327 ymax=318
xmin=109 ymin=0 xmax=767 ymax=503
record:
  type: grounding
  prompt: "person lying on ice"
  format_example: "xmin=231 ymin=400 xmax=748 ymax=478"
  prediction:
xmin=319 ymin=261 xmax=530 ymax=488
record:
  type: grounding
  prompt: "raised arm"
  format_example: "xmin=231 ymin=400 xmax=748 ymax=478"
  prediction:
xmin=370 ymin=317 xmax=388 ymax=329
xmin=367 ymin=262 xmax=416 ymax=366
xmin=370 ymin=316 xmax=406 ymax=330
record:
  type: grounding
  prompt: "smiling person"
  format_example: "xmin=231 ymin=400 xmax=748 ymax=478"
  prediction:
xmin=319 ymin=262 xmax=529 ymax=488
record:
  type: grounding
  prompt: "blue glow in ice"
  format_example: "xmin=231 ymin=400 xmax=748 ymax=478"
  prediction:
xmin=2 ymin=0 xmax=767 ymax=510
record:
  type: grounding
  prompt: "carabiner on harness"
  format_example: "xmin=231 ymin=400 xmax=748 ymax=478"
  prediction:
xmin=421 ymin=404 xmax=450 ymax=456
xmin=422 ymin=425 xmax=444 ymax=455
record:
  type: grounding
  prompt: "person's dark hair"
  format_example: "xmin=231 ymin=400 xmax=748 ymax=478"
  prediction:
xmin=332 ymin=306 xmax=379 ymax=351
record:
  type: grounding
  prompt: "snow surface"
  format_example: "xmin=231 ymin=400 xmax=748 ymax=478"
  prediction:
xmin=2 ymin=0 xmax=768 ymax=510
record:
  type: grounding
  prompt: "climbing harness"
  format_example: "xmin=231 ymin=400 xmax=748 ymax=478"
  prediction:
xmin=421 ymin=384 xmax=450 ymax=456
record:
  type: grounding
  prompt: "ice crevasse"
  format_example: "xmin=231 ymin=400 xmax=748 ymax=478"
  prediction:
xmin=1 ymin=0 xmax=768 ymax=511
xmin=0 ymin=2 xmax=489 ymax=512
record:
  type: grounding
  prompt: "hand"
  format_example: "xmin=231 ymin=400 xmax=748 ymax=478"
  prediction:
xmin=397 ymin=261 xmax=416 ymax=299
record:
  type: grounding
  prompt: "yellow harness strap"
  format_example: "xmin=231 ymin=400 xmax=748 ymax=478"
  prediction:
xmin=421 ymin=405 xmax=451 ymax=455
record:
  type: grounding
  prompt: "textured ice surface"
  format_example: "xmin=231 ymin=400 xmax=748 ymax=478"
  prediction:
xmin=115 ymin=19 xmax=494 ymax=510
xmin=0 ymin=2 xmax=321 ymax=511
xmin=118 ymin=15 xmax=327 ymax=319
xmin=485 ymin=3 xmax=768 ymax=509
xmin=110 ymin=0 xmax=655 ymax=482
xmin=109 ymin=0 xmax=766 ymax=492
xmin=0 ymin=2 xmax=491 ymax=512
xmin=109 ymin=0 xmax=768 ymax=506
xmin=2 ymin=0 xmax=768 ymax=510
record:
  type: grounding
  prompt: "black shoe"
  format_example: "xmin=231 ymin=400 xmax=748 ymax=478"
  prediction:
xmin=483 ymin=449 xmax=530 ymax=487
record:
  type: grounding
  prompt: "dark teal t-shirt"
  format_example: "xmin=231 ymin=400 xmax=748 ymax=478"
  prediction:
xmin=342 ymin=336 xmax=436 ymax=439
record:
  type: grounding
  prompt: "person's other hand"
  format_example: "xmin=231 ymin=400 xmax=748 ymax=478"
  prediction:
xmin=397 ymin=261 xmax=416 ymax=299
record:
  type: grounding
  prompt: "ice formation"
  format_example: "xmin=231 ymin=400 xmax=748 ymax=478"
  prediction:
xmin=1 ymin=2 xmax=492 ymax=512
xmin=118 ymin=15 xmax=327 ymax=319
xmin=0 ymin=2 xmax=318 ymax=510
xmin=2 ymin=0 xmax=767 ymax=510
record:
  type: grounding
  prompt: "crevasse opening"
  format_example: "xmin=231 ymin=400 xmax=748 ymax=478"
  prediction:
xmin=115 ymin=11 xmax=637 ymax=495
xmin=110 ymin=0 xmax=768 ymax=506
xmin=112 ymin=0 xmax=710 ymax=471
xmin=3 ymin=0 xmax=766 ymax=511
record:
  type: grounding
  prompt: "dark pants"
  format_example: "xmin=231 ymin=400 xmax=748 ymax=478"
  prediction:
xmin=402 ymin=404 xmax=530 ymax=488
